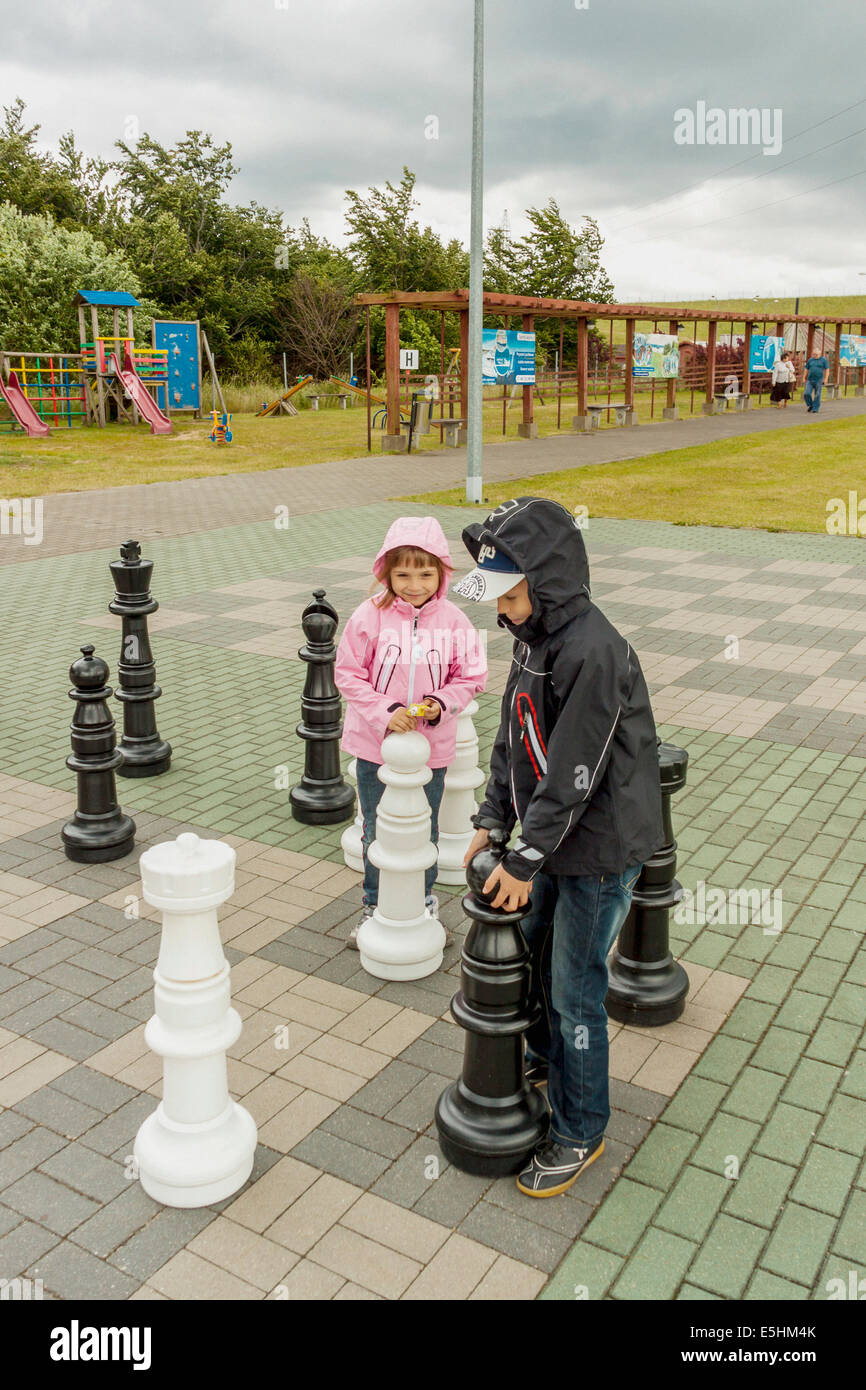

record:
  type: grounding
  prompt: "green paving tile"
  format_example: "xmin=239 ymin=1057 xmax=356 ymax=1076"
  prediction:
xmin=660 ymin=1076 xmax=727 ymax=1135
xmin=761 ymin=1204 xmax=836 ymax=1287
xmin=750 ymin=1026 xmax=808 ymax=1076
xmin=686 ymin=1214 xmax=767 ymax=1299
xmin=690 ymin=1112 xmax=760 ymax=1177
xmin=773 ymin=988 xmax=826 ymax=1034
xmin=722 ymin=1154 xmax=795 ymax=1227
xmin=723 ymin=997 xmax=775 ymax=1043
xmin=816 ymin=1252 xmax=866 ymax=1301
xmin=540 ymin=1240 xmax=623 ymax=1301
xmin=722 ymin=1067 xmax=785 ymax=1123
xmin=841 ymin=1051 xmax=866 ymax=1101
xmin=621 ymin=1122 xmax=697 ymax=1191
xmin=610 ymin=1227 xmax=697 ymax=1301
xmin=790 ymin=1144 xmax=860 ymax=1217
xmin=693 ymin=1035 xmax=753 ymax=1084
xmin=846 ymin=950 xmax=866 ymax=987
xmin=746 ymin=963 xmax=797 ymax=1005
xmin=826 ymin=983 xmax=866 ymax=1026
xmin=805 ymin=1018 xmax=860 ymax=1067
xmin=817 ymin=1092 xmax=866 ymax=1156
xmin=676 ymin=1284 xmax=722 ymax=1299
xmin=655 ymin=1165 xmax=729 ymax=1242
xmin=683 ymin=932 xmax=733 ymax=969
xmin=754 ymin=1102 xmax=820 ymax=1166
xmin=816 ymin=926 xmax=861 ymax=962
xmin=581 ymin=1179 xmax=663 ymax=1256
xmin=796 ymin=955 xmax=848 ymax=997
xmin=745 ymin=1270 xmax=810 ymax=1300
xmin=782 ymin=1057 xmax=843 ymax=1112
xmin=763 ymin=931 xmax=814 ymax=971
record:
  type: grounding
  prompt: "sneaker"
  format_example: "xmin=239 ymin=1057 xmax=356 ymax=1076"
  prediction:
xmin=347 ymin=905 xmax=374 ymax=951
xmin=425 ymin=895 xmax=454 ymax=947
xmin=516 ymin=1137 xmax=605 ymax=1198
xmin=524 ymin=1061 xmax=549 ymax=1089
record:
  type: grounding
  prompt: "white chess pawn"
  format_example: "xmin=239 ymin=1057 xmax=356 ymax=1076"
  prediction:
xmin=134 ymin=832 xmax=257 ymax=1207
xmin=341 ymin=758 xmax=364 ymax=872
xmin=358 ymin=732 xmax=445 ymax=980
xmin=435 ymin=698 xmax=484 ymax=884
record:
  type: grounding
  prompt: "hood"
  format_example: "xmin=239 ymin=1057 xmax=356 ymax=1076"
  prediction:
xmin=373 ymin=516 xmax=453 ymax=600
xmin=461 ymin=497 xmax=591 ymax=639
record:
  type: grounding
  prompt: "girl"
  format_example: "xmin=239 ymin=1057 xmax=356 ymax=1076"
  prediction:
xmin=335 ymin=516 xmax=488 ymax=948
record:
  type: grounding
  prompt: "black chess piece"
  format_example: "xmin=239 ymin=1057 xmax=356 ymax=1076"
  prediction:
xmin=62 ymin=645 xmax=136 ymax=862
xmin=290 ymin=590 xmax=355 ymax=825
xmin=109 ymin=539 xmax=171 ymax=777
xmin=435 ymin=828 xmax=548 ymax=1175
xmin=606 ymin=740 xmax=690 ymax=1025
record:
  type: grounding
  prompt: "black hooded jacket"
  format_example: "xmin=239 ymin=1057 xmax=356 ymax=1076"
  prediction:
xmin=465 ymin=497 xmax=665 ymax=881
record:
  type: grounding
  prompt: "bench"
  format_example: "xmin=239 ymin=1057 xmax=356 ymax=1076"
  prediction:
xmin=714 ymin=391 xmax=748 ymax=412
xmin=586 ymin=402 xmax=636 ymax=427
xmin=439 ymin=417 xmax=466 ymax=447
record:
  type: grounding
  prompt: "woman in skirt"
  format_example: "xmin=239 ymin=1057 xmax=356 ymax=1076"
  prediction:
xmin=771 ymin=351 xmax=795 ymax=408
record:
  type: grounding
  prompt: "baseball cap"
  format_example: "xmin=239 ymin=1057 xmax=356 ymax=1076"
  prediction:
xmin=453 ymin=544 xmax=525 ymax=601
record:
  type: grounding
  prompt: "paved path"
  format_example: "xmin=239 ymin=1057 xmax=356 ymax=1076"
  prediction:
xmin=3 ymin=394 xmax=864 ymax=565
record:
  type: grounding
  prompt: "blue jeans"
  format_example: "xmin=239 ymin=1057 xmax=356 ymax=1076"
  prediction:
xmin=356 ymin=758 xmax=446 ymax=907
xmin=804 ymin=378 xmax=823 ymax=411
xmin=521 ymin=864 xmax=642 ymax=1148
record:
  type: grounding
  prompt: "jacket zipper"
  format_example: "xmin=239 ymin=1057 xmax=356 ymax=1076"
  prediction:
xmin=407 ymin=612 xmax=420 ymax=708
xmin=507 ymin=640 xmax=528 ymax=817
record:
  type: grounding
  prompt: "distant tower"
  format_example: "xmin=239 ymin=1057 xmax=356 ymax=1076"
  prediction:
xmin=501 ymin=209 xmax=511 ymax=248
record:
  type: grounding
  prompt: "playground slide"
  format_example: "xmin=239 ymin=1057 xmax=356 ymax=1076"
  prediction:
xmin=108 ymin=348 xmax=172 ymax=434
xmin=0 ymin=370 xmax=51 ymax=437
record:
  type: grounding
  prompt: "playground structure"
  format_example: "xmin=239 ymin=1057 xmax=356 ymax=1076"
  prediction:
xmin=356 ymin=290 xmax=866 ymax=451
xmin=0 ymin=290 xmax=219 ymax=437
xmin=208 ymin=411 xmax=233 ymax=444
xmin=256 ymin=375 xmax=314 ymax=417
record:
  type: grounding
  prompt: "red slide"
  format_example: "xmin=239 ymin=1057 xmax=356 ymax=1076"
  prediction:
xmin=109 ymin=347 xmax=172 ymax=434
xmin=0 ymin=370 xmax=50 ymax=437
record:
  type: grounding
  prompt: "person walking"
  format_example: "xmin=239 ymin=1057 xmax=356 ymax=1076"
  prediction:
xmin=771 ymin=350 xmax=795 ymax=409
xmin=803 ymin=348 xmax=830 ymax=413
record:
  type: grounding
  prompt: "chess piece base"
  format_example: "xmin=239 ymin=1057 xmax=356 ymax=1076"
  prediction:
xmin=290 ymin=781 xmax=356 ymax=825
xmin=62 ymin=816 xmax=136 ymax=863
xmin=606 ymin=949 xmax=689 ymax=1026
xmin=435 ymin=1079 xmax=548 ymax=1176
xmin=135 ymin=1099 xmax=257 ymax=1208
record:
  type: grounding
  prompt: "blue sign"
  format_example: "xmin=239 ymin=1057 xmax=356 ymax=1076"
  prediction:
xmin=749 ymin=335 xmax=784 ymax=373
xmin=153 ymin=320 xmax=201 ymax=412
xmin=840 ymin=334 xmax=866 ymax=367
xmin=482 ymin=329 xmax=536 ymax=386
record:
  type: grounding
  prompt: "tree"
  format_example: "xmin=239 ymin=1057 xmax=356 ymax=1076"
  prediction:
xmin=273 ymin=274 xmax=360 ymax=380
xmin=0 ymin=99 xmax=81 ymax=225
xmin=113 ymin=130 xmax=237 ymax=257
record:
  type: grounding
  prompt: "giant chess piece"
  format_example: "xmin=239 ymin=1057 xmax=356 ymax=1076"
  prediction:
xmin=290 ymin=589 xmax=355 ymax=825
xmin=435 ymin=698 xmax=484 ymax=884
xmin=357 ymin=732 xmax=445 ymax=980
xmin=606 ymin=740 xmax=690 ymax=1025
xmin=134 ymin=832 xmax=257 ymax=1207
xmin=340 ymin=758 xmax=364 ymax=872
xmin=109 ymin=539 xmax=171 ymax=777
xmin=435 ymin=828 xmax=548 ymax=1175
xmin=62 ymin=644 xmax=136 ymax=863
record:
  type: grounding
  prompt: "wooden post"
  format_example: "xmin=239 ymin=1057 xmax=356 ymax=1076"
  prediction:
xmin=741 ymin=321 xmax=753 ymax=407
xmin=91 ymin=304 xmax=106 ymax=427
xmin=459 ymin=309 xmax=469 ymax=445
xmin=124 ymin=306 xmax=139 ymax=425
xmin=662 ymin=318 xmax=678 ymax=418
xmin=572 ymin=316 xmax=589 ymax=430
xmin=623 ymin=318 xmax=635 ymax=414
xmin=366 ymin=306 xmax=372 ymax=453
xmin=858 ymin=321 xmax=866 ymax=395
xmin=703 ymin=320 xmax=717 ymax=414
xmin=833 ymin=321 xmax=843 ymax=390
xmin=557 ymin=320 xmax=563 ymax=429
xmin=383 ymin=302 xmax=404 ymax=451
xmin=517 ymin=313 xmax=537 ymax=438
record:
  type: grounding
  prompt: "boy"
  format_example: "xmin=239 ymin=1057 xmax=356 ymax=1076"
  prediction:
xmin=454 ymin=497 xmax=665 ymax=1197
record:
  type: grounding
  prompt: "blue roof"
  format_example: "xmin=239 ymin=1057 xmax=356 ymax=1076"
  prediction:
xmin=74 ymin=290 xmax=141 ymax=308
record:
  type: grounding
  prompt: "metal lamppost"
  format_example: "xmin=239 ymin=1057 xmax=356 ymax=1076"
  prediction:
xmin=465 ymin=0 xmax=484 ymax=505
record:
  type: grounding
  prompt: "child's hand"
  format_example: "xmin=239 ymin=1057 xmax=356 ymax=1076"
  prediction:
xmin=416 ymin=702 xmax=441 ymax=723
xmin=464 ymin=827 xmax=490 ymax=866
xmin=387 ymin=710 xmax=417 ymax=734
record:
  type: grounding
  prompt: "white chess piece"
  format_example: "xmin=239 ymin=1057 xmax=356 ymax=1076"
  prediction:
xmin=436 ymin=699 xmax=484 ymax=884
xmin=341 ymin=758 xmax=364 ymax=872
xmin=357 ymin=732 xmax=445 ymax=980
xmin=134 ymin=832 xmax=257 ymax=1207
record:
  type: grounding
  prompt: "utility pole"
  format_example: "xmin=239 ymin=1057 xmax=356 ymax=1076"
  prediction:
xmin=466 ymin=0 xmax=484 ymax=504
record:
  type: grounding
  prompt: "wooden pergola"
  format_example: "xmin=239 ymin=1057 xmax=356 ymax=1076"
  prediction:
xmin=356 ymin=289 xmax=866 ymax=450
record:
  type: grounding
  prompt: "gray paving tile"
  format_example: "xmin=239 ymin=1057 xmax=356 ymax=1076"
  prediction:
xmin=386 ymin=1071 xmax=452 ymax=1131
xmin=297 ymin=899 xmax=360 ymax=934
xmin=258 ymin=941 xmax=335 ymax=975
xmin=0 ymin=963 xmax=27 ymax=990
xmin=370 ymin=1135 xmax=448 ymax=1210
xmin=314 ymin=956 xmax=380 ymax=988
xmin=0 ymin=1219 xmax=60 ymax=1275
xmin=28 ymin=1018 xmax=106 ymax=1061
xmin=3 ymin=1171 xmax=101 ymax=1236
xmin=13 ymin=940 xmax=79 ymax=974
xmin=29 ymin=1239 xmax=140 ymax=1300
xmin=2 ymin=988 xmax=80 ymax=1034
xmin=90 ymin=970 xmax=154 ymax=1011
xmin=350 ymin=1059 xmax=427 ymax=1117
xmin=39 ymin=1142 xmax=129 ymax=1203
xmin=0 ymin=1110 xmax=33 ymax=1148
xmin=75 ymin=903 xmax=128 ymax=930
xmin=605 ymin=1107 xmax=654 ymax=1148
xmin=68 ymin=1184 xmax=161 ymax=1259
xmin=458 ymin=1197 xmax=571 ymax=1272
xmin=483 ymin=1175 xmax=595 ymax=1237
xmin=398 ymin=1038 xmax=465 ymax=1076
xmin=59 ymin=999 xmax=137 ymax=1042
xmin=14 ymin=1086 xmax=104 ymax=1140
xmin=0 ymin=1127 xmax=66 ymax=1187
xmin=609 ymin=1078 xmax=669 ymax=1119
xmin=76 ymin=1095 xmax=156 ymax=1160
xmin=0 ymin=1204 xmax=21 ymax=1238
xmin=42 ymin=915 xmax=113 ymax=946
xmin=0 ymin=979 xmax=53 ymax=1021
xmin=318 ymin=1105 xmax=416 ymax=1160
xmin=108 ymin=1207 xmax=216 ymax=1281
xmin=51 ymin=1065 xmax=139 ymax=1115
xmin=290 ymin=1129 xmax=391 ymax=1187
xmin=412 ymin=1157 xmax=492 ymax=1225
xmin=40 ymin=962 xmax=115 ymax=996
xmin=72 ymin=947 xmax=140 ymax=981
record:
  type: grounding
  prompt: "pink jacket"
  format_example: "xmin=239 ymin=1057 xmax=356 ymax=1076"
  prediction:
xmin=335 ymin=517 xmax=488 ymax=767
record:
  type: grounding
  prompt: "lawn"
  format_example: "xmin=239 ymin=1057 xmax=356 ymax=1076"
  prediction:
xmin=0 ymin=384 xmax=819 ymax=498
xmin=399 ymin=413 xmax=866 ymax=536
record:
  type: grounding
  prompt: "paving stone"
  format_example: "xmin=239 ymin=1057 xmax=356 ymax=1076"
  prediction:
xmin=458 ymin=1198 xmax=571 ymax=1273
xmin=791 ymin=1144 xmax=860 ymax=1217
xmin=722 ymin=1066 xmax=785 ymax=1122
xmin=0 ymin=1126 xmax=66 ymax=1187
xmin=783 ymin=1057 xmax=843 ymax=1111
xmin=3 ymin=1171 xmax=100 ymax=1236
xmin=51 ymin=1065 xmax=139 ymax=1114
xmin=0 ymin=1219 xmax=60 ymax=1276
xmin=540 ymin=1239 xmax=623 ymax=1301
xmin=69 ymin=1184 xmax=162 ymax=1259
xmin=582 ymin=1178 xmax=663 ymax=1255
xmin=385 ymin=1071 xmax=453 ymax=1131
xmin=660 ymin=1076 xmax=727 ymax=1133
xmin=31 ymin=1239 xmax=140 ymax=1300
xmin=39 ymin=1142 xmax=129 ymax=1203
xmin=370 ymin=1136 xmax=449 ymax=1210
xmin=761 ymin=1203 xmax=836 ymax=1286
xmin=722 ymin=1154 xmax=796 ymax=1227
xmin=817 ymin=1092 xmax=866 ymax=1155
xmin=686 ymin=1214 xmax=769 ymax=1298
xmin=655 ymin=1165 xmax=729 ymax=1242
xmin=621 ymin=1122 xmax=697 ymax=1190
xmin=0 ymin=1110 xmax=33 ymax=1147
xmin=610 ymin=1226 xmax=697 ymax=1300
xmin=27 ymin=1018 xmax=106 ymax=1061
xmin=755 ymin=1103 xmax=821 ymax=1165
xmin=78 ymin=1095 xmax=157 ymax=1156
xmin=318 ymin=1105 xmax=416 ymax=1160
xmin=289 ymin=1129 xmax=391 ymax=1188
xmin=109 ymin=1208 xmax=216 ymax=1281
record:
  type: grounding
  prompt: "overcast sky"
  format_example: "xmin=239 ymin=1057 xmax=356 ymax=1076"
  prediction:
xmin=3 ymin=0 xmax=865 ymax=301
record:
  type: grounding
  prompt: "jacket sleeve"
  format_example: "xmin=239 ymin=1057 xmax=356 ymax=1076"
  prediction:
xmin=472 ymin=671 xmax=517 ymax=834
xmin=334 ymin=611 xmax=400 ymax=740
xmin=502 ymin=643 xmax=625 ymax=882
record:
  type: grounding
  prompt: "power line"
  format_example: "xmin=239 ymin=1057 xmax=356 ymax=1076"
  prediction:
xmin=604 ymin=95 xmax=866 ymax=231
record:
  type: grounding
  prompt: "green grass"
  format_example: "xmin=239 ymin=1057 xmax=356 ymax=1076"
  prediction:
xmin=399 ymin=414 xmax=866 ymax=536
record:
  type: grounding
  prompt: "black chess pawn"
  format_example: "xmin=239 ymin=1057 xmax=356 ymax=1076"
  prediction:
xmin=606 ymin=740 xmax=690 ymax=1025
xmin=435 ymin=828 xmax=549 ymax=1176
xmin=109 ymin=539 xmax=171 ymax=777
xmin=290 ymin=590 xmax=355 ymax=825
xmin=62 ymin=645 xmax=136 ymax=862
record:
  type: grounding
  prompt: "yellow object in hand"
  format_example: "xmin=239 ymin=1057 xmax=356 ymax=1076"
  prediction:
xmin=407 ymin=702 xmax=435 ymax=718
